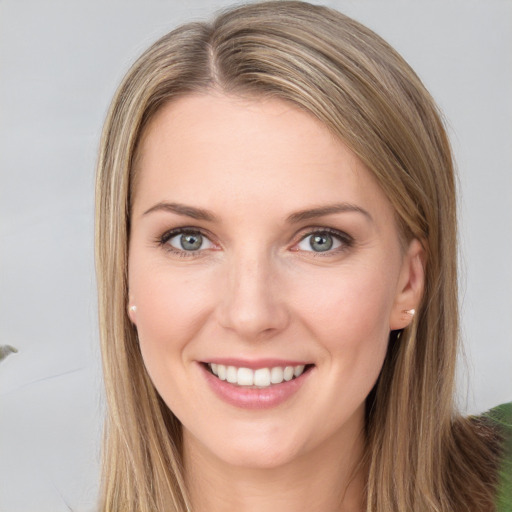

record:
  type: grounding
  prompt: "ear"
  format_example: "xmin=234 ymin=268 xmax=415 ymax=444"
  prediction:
xmin=389 ymin=238 xmax=426 ymax=330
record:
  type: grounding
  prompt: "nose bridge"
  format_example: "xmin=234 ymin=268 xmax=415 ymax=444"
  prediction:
xmin=217 ymin=246 xmax=288 ymax=338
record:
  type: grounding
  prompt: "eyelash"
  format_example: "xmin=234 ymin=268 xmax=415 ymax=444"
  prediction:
xmin=157 ymin=227 xmax=215 ymax=258
xmin=296 ymin=227 xmax=354 ymax=256
xmin=156 ymin=226 xmax=354 ymax=258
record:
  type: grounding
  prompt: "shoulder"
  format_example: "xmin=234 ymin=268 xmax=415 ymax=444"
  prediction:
xmin=478 ymin=403 xmax=512 ymax=511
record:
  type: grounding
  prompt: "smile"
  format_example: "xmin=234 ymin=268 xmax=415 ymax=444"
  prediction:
xmin=207 ymin=363 xmax=309 ymax=387
xmin=201 ymin=360 xmax=314 ymax=409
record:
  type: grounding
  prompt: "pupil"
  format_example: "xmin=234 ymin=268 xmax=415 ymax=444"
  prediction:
xmin=181 ymin=233 xmax=202 ymax=251
xmin=311 ymin=234 xmax=333 ymax=252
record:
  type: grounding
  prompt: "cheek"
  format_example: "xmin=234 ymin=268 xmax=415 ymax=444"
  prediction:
xmin=129 ymin=262 xmax=220 ymax=418
xmin=292 ymin=262 xmax=395 ymax=409
xmin=270 ymin=266 xmax=394 ymax=445
xmin=129 ymin=256 xmax=216 ymax=369
xmin=296 ymin=263 xmax=396 ymax=349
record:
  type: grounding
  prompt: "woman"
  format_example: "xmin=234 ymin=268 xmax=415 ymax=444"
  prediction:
xmin=95 ymin=2 xmax=510 ymax=511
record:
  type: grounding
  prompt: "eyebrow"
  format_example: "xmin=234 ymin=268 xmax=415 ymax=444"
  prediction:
xmin=143 ymin=202 xmax=217 ymax=221
xmin=286 ymin=203 xmax=373 ymax=223
xmin=142 ymin=201 xmax=372 ymax=223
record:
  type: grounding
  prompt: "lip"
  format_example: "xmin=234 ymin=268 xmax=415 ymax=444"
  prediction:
xmin=199 ymin=360 xmax=314 ymax=410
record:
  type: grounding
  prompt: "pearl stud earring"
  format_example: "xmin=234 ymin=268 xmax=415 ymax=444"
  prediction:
xmin=129 ymin=305 xmax=137 ymax=313
xmin=403 ymin=308 xmax=415 ymax=316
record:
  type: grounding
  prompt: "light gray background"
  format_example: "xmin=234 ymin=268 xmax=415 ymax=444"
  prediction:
xmin=1 ymin=1 xmax=511 ymax=511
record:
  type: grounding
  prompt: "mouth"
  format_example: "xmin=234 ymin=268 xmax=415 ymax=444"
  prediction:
xmin=204 ymin=362 xmax=314 ymax=388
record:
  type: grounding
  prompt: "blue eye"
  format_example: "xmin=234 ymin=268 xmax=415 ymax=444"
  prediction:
xmin=166 ymin=231 xmax=214 ymax=252
xmin=297 ymin=231 xmax=345 ymax=252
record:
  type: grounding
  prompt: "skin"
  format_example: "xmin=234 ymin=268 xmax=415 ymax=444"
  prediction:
xmin=128 ymin=92 xmax=425 ymax=512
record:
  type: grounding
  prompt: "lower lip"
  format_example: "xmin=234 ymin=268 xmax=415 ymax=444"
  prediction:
xmin=200 ymin=364 xmax=313 ymax=410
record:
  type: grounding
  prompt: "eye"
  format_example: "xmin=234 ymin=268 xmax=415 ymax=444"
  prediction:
xmin=296 ymin=230 xmax=348 ymax=253
xmin=165 ymin=230 xmax=215 ymax=252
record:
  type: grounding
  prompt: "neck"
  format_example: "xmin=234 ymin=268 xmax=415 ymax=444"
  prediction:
xmin=183 ymin=419 xmax=366 ymax=512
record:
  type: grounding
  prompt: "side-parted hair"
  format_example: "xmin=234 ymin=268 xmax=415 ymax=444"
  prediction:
xmin=95 ymin=2 xmax=500 ymax=511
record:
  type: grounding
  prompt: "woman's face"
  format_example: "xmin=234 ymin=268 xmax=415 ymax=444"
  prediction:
xmin=128 ymin=93 xmax=423 ymax=470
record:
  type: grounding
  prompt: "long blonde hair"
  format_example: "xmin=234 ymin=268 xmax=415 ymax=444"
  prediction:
xmin=95 ymin=2 xmax=500 ymax=510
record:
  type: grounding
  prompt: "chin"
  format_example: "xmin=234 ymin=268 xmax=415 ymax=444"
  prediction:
xmin=219 ymin=441 xmax=303 ymax=470
xmin=184 ymin=421 xmax=307 ymax=470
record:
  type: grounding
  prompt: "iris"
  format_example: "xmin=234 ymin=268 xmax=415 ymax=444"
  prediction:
xmin=309 ymin=233 xmax=333 ymax=252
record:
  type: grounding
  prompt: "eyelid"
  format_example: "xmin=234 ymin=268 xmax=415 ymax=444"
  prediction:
xmin=292 ymin=227 xmax=354 ymax=253
xmin=155 ymin=225 xmax=353 ymax=257
xmin=157 ymin=226 xmax=219 ymax=256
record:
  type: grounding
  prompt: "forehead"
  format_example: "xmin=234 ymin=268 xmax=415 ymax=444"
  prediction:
xmin=132 ymin=92 xmax=395 ymax=226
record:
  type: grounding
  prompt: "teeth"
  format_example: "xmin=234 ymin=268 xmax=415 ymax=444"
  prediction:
xmin=226 ymin=366 xmax=237 ymax=383
xmin=294 ymin=365 xmax=305 ymax=377
xmin=254 ymin=368 xmax=271 ymax=387
xmin=283 ymin=366 xmax=294 ymax=381
xmin=237 ymin=367 xmax=254 ymax=386
xmin=217 ymin=364 xmax=226 ymax=381
xmin=270 ymin=366 xmax=283 ymax=384
xmin=208 ymin=363 xmax=307 ymax=387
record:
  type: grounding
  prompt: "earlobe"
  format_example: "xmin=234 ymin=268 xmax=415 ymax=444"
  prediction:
xmin=128 ymin=301 xmax=137 ymax=324
xmin=389 ymin=239 xmax=426 ymax=330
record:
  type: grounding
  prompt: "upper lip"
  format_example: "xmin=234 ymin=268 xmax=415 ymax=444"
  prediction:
xmin=200 ymin=358 xmax=312 ymax=370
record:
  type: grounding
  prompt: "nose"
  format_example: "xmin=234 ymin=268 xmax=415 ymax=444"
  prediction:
xmin=216 ymin=252 xmax=290 ymax=340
